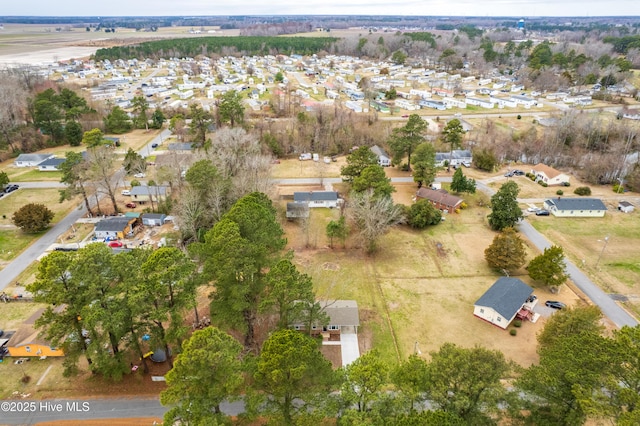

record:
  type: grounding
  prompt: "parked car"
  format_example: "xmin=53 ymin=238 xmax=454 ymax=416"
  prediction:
xmin=504 ymin=171 xmax=514 ymax=177
xmin=108 ymin=241 xmax=123 ymax=248
xmin=527 ymin=206 xmax=540 ymax=212
xmin=5 ymin=184 xmax=19 ymax=193
xmin=535 ymin=210 xmax=550 ymax=216
xmin=126 ymin=202 xmax=137 ymax=208
xmin=545 ymin=300 xmax=566 ymax=310
xmin=151 ymin=143 xmax=158 ymax=148
xmin=513 ymin=170 xmax=525 ymax=176
xmin=134 ymin=173 xmax=146 ymax=178
xmin=121 ymin=190 xmax=131 ymax=196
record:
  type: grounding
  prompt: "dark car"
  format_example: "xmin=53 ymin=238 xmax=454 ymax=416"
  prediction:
xmin=5 ymin=184 xmax=19 ymax=193
xmin=545 ymin=300 xmax=566 ymax=310
xmin=513 ymin=170 xmax=525 ymax=176
xmin=535 ymin=210 xmax=550 ymax=216
xmin=151 ymin=143 xmax=158 ymax=148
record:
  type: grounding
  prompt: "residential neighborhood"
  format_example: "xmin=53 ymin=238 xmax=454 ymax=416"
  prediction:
xmin=0 ymin=12 xmax=640 ymax=426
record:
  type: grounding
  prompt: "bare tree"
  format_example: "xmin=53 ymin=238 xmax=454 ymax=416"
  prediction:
xmin=0 ymin=71 xmax=29 ymax=152
xmin=88 ymin=146 xmax=119 ymax=214
xmin=348 ymin=190 xmax=405 ymax=254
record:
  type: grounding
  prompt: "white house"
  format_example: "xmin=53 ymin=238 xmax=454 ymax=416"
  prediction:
xmin=474 ymin=277 xmax=534 ymax=329
xmin=14 ymin=154 xmax=54 ymax=168
xmin=465 ymin=97 xmax=494 ymax=109
xmin=510 ymin=94 xmax=537 ymax=107
xmin=531 ymin=164 xmax=570 ymax=186
xmin=141 ymin=213 xmax=167 ymax=226
xmin=370 ymin=145 xmax=392 ymax=167
xmin=544 ymin=198 xmax=608 ymax=218
xmin=293 ymin=191 xmax=340 ymax=208
xmin=37 ymin=157 xmax=65 ymax=171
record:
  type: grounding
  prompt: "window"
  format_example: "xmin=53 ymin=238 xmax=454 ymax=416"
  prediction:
xmin=479 ymin=308 xmax=484 ymax=314
xmin=311 ymin=325 xmax=318 ymax=330
xmin=328 ymin=325 xmax=339 ymax=331
xmin=497 ymin=317 xmax=502 ymax=322
xmin=294 ymin=325 xmax=303 ymax=330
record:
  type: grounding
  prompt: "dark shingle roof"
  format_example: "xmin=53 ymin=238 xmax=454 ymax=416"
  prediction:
xmin=94 ymin=217 xmax=133 ymax=232
xmin=474 ymin=277 xmax=533 ymax=319
xmin=321 ymin=300 xmax=360 ymax=326
xmin=38 ymin=157 xmax=65 ymax=167
xmin=545 ymin=198 xmax=607 ymax=211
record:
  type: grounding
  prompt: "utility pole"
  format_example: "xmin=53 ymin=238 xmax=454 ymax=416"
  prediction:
xmin=595 ymin=236 xmax=610 ymax=269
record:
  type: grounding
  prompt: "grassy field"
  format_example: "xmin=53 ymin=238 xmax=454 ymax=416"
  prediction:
xmin=8 ymin=169 xmax=63 ymax=182
xmin=0 ymin=188 xmax=76 ymax=266
xmin=280 ymin=188 xmax=582 ymax=368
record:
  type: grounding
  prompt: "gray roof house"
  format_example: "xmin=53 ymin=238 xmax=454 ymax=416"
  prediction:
xmin=474 ymin=277 xmax=533 ymax=329
xmin=291 ymin=300 xmax=360 ymax=334
xmin=543 ymin=198 xmax=607 ymax=218
xmin=370 ymin=145 xmax=391 ymax=167
xmin=293 ymin=191 xmax=340 ymax=208
xmin=167 ymin=142 xmax=194 ymax=151
xmin=37 ymin=157 xmax=66 ymax=171
xmin=94 ymin=217 xmax=137 ymax=240
xmin=14 ymin=154 xmax=55 ymax=168
xmin=141 ymin=213 xmax=167 ymax=226
xmin=130 ymin=186 xmax=169 ymax=203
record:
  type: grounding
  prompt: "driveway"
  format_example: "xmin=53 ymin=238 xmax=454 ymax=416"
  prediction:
xmin=340 ymin=333 xmax=360 ymax=367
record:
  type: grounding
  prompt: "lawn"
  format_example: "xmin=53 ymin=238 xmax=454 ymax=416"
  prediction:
xmin=0 ymin=188 xmax=77 ymax=266
xmin=8 ymin=169 xmax=63 ymax=182
xmin=281 ymin=188 xmax=576 ymax=368
xmin=530 ymin=209 xmax=640 ymax=317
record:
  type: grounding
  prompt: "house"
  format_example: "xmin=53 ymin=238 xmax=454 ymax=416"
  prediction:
xmin=94 ymin=217 xmax=137 ymax=240
xmin=167 ymin=143 xmax=194 ymax=152
xmin=6 ymin=308 xmax=64 ymax=357
xmin=293 ymin=191 xmax=340 ymax=208
xmin=419 ymin=99 xmax=447 ymax=111
xmin=435 ymin=150 xmax=472 ymax=167
xmin=415 ymin=188 xmax=463 ymax=213
xmin=14 ymin=154 xmax=54 ymax=167
xmin=130 ymin=186 xmax=169 ymax=203
xmin=37 ymin=157 xmax=66 ymax=171
xmin=370 ymin=145 xmax=392 ymax=167
xmin=543 ymin=198 xmax=608 ymax=217
xmin=286 ymin=202 xmax=310 ymax=219
xmin=531 ymin=164 xmax=570 ymax=186
xmin=618 ymin=201 xmax=635 ymax=213
xmin=465 ymin=97 xmax=495 ymax=109
xmin=291 ymin=300 xmax=360 ymax=337
xmin=474 ymin=277 xmax=534 ymax=329
xmin=141 ymin=213 xmax=167 ymax=226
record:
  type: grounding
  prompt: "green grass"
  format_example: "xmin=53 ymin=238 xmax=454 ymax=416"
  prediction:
xmin=9 ymin=170 xmax=63 ymax=182
xmin=0 ymin=229 xmax=46 ymax=262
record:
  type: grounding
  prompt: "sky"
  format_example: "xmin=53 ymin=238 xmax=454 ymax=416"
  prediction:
xmin=2 ymin=0 xmax=639 ymax=18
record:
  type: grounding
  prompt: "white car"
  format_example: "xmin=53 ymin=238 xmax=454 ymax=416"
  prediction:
xmin=121 ymin=190 xmax=131 ymax=196
xmin=527 ymin=206 xmax=539 ymax=212
xmin=134 ymin=173 xmax=146 ymax=178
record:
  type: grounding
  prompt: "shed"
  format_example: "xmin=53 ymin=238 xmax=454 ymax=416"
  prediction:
xmin=474 ymin=277 xmax=533 ymax=329
xmin=141 ymin=213 xmax=167 ymax=226
xmin=618 ymin=201 xmax=635 ymax=213
xmin=543 ymin=198 xmax=607 ymax=217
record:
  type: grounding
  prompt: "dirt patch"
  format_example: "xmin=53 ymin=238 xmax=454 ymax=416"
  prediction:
xmin=322 ymin=262 xmax=340 ymax=271
xmin=320 ymin=345 xmax=342 ymax=369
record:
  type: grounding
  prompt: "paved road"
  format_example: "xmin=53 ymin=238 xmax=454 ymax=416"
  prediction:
xmin=0 ymin=129 xmax=171 ymax=292
xmin=0 ymin=398 xmax=244 ymax=425
xmin=517 ymin=220 xmax=638 ymax=328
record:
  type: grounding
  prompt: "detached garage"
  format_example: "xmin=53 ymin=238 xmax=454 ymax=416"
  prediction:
xmin=141 ymin=213 xmax=167 ymax=226
xmin=474 ymin=277 xmax=533 ymax=329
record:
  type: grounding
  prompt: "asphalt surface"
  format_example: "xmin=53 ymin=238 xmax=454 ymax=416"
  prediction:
xmin=0 ymin=398 xmax=245 ymax=425
xmin=0 ymin=130 xmax=170 ymax=292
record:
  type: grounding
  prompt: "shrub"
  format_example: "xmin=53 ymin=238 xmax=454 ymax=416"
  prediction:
xmin=612 ymin=183 xmax=624 ymax=193
xmin=12 ymin=203 xmax=54 ymax=233
xmin=574 ymin=186 xmax=592 ymax=196
xmin=561 ymin=181 xmax=570 ymax=187
xmin=459 ymin=201 xmax=468 ymax=209
xmin=517 ymin=114 xmax=522 ymax=120
xmin=510 ymin=329 xmax=517 ymax=336
xmin=513 ymin=319 xmax=522 ymax=328
xmin=542 ymin=182 xmax=548 ymax=187
xmin=556 ymin=190 xmax=564 ymax=195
